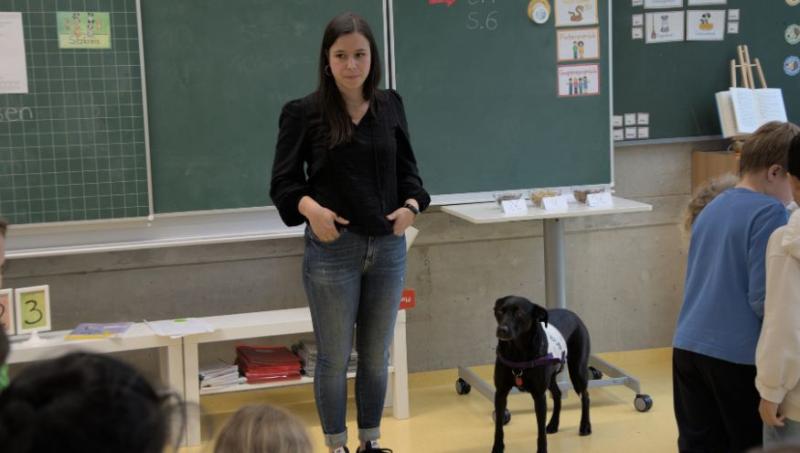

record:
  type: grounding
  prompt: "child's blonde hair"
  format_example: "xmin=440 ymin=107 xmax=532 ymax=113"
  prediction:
xmin=684 ymin=173 xmax=739 ymax=233
xmin=214 ymin=404 xmax=313 ymax=453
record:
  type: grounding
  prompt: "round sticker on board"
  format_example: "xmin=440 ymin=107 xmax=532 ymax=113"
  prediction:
xmin=528 ymin=0 xmax=551 ymax=24
xmin=785 ymin=56 xmax=800 ymax=76
xmin=787 ymin=0 xmax=800 ymax=6
xmin=786 ymin=24 xmax=800 ymax=45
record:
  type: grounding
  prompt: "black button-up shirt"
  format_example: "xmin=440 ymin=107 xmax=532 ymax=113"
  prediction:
xmin=270 ymin=89 xmax=430 ymax=236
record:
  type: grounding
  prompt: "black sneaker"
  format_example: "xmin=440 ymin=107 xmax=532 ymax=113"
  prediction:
xmin=356 ymin=440 xmax=393 ymax=452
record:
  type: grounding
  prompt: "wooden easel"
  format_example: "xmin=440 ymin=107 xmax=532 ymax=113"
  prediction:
xmin=730 ymin=44 xmax=767 ymax=89
xmin=728 ymin=44 xmax=768 ymax=150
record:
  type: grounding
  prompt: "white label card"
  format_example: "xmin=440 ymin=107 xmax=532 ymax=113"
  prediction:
xmin=613 ymin=128 xmax=625 ymax=140
xmin=586 ymin=192 xmax=614 ymax=207
xmin=637 ymin=112 xmax=650 ymax=125
xmin=632 ymin=0 xmax=644 ymax=5
xmin=542 ymin=196 xmax=569 ymax=211
xmin=728 ymin=9 xmax=739 ymax=21
xmin=501 ymin=199 xmax=528 ymax=216
xmin=624 ymin=113 xmax=637 ymax=125
xmin=638 ymin=126 xmax=650 ymax=139
xmin=625 ymin=127 xmax=638 ymax=139
xmin=632 ymin=14 xmax=644 ymax=26
xmin=613 ymin=115 xmax=623 ymax=127
xmin=632 ymin=27 xmax=644 ymax=39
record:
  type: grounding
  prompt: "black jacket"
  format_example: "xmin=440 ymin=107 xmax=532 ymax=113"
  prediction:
xmin=270 ymin=89 xmax=430 ymax=235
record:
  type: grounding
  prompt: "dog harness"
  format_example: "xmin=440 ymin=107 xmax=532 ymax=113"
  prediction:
xmin=496 ymin=323 xmax=567 ymax=389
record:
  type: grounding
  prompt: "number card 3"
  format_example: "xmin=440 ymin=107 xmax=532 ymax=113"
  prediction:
xmin=0 ymin=288 xmax=14 ymax=335
xmin=15 ymin=285 xmax=51 ymax=334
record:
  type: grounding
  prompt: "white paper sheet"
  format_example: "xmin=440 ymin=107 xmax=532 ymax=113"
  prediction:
xmin=145 ymin=318 xmax=215 ymax=338
xmin=0 ymin=12 xmax=28 ymax=94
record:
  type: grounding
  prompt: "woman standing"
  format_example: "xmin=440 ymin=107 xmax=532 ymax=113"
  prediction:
xmin=270 ymin=12 xmax=429 ymax=453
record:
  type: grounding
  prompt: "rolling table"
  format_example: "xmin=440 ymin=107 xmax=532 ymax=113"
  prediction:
xmin=441 ymin=196 xmax=654 ymax=420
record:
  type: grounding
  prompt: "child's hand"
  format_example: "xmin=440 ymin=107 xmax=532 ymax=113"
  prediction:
xmin=759 ymin=398 xmax=786 ymax=427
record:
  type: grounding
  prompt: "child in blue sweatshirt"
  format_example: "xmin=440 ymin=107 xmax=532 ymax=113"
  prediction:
xmin=673 ymin=121 xmax=800 ymax=453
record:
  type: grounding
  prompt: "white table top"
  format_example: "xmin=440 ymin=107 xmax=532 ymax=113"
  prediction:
xmin=7 ymin=322 xmax=181 ymax=364
xmin=440 ymin=196 xmax=652 ymax=224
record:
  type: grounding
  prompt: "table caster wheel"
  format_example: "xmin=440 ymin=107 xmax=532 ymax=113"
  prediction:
xmin=455 ymin=378 xmax=471 ymax=395
xmin=634 ymin=394 xmax=653 ymax=412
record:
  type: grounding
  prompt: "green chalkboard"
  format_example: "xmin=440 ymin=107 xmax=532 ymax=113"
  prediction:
xmin=0 ymin=0 xmax=149 ymax=225
xmin=393 ymin=0 xmax=612 ymax=194
xmin=613 ymin=1 xmax=800 ymax=140
xmin=141 ymin=0 xmax=385 ymax=213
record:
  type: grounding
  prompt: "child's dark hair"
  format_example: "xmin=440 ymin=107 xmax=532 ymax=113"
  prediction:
xmin=789 ymin=133 xmax=800 ymax=178
xmin=684 ymin=173 xmax=739 ymax=233
xmin=0 ymin=352 xmax=179 ymax=453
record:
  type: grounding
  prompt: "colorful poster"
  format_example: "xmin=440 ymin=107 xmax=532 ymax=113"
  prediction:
xmin=645 ymin=11 xmax=685 ymax=43
xmin=556 ymin=28 xmax=600 ymax=62
xmin=554 ymin=0 xmax=598 ymax=27
xmin=686 ymin=10 xmax=725 ymax=41
xmin=644 ymin=0 xmax=683 ymax=8
xmin=557 ymin=64 xmax=600 ymax=97
xmin=0 ymin=12 xmax=28 ymax=94
xmin=57 ymin=12 xmax=111 ymax=49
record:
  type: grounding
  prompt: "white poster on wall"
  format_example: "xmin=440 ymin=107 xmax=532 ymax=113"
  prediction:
xmin=0 ymin=12 xmax=29 ymax=94
xmin=645 ymin=11 xmax=685 ymax=43
xmin=686 ymin=10 xmax=726 ymax=41
xmin=688 ymin=0 xmax=726 ymax=5
xmin=644 ymin=0 xmax=683 ymax=8
xmin=554 ymin=0 xmax=599 ymax=27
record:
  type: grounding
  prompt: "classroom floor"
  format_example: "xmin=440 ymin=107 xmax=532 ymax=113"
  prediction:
xmin=183 ymin=348 xmax=677 ymax=453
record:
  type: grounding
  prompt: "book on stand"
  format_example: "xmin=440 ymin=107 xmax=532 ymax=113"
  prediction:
xmin=716 ymin=88 xmax=787 ymax=138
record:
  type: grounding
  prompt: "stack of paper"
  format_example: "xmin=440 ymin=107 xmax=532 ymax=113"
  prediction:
xmin=293 ymin=340 xmax=358 ymax=376
xmin=199 ymin=361 xmax=244 ymax=389
xmin=236 ymin=345 xmax=302 ymax=384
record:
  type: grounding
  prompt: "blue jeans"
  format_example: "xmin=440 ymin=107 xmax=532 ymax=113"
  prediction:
xmin=764 ymin=418 xmax=800 ymax=448
xmin=303 ymin=226 xmax=406 ymax=448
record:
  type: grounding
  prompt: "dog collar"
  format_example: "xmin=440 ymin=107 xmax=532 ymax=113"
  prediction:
xmin=496 ymin=351 xmax=565 ymax=370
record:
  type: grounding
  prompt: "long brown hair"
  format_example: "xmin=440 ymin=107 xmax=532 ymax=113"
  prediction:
xmin=317 ymin=12 xmax=382 ymax=148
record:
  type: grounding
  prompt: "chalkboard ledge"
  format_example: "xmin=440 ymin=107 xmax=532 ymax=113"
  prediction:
xmin=614 ymin=135 xmax=724 ymax=148
xmin=6 ymin=207 xmax=304 ymax=259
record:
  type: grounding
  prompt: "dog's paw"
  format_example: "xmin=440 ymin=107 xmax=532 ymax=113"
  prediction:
xmin=545 ymin=422 xmax=559 ymax=434
xmin=491 ymin=445 xmax=504 ymax=453
xmin=579 ymin=422 xmax=592 ymax=436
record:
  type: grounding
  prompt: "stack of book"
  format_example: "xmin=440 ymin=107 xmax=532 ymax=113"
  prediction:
xmin=293 ymin=340 xmax=358 ymax=376
xmin=236 ymin=345 xmax=302 ymax=384
xmin=199 ymin=361 xmax=244 ymax=389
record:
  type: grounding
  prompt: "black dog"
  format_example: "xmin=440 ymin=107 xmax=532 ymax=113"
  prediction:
xmin=492 ymin=295 xmax=592 ymax=453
